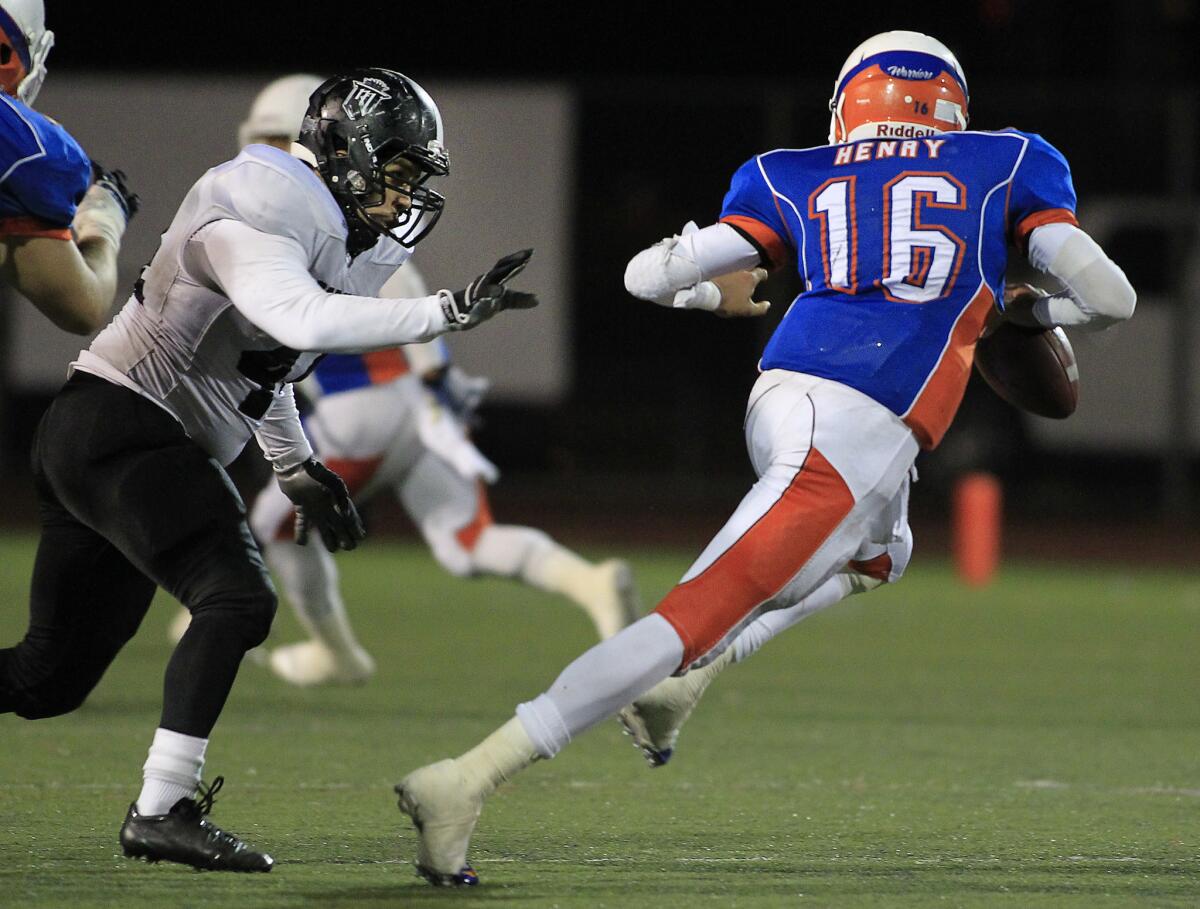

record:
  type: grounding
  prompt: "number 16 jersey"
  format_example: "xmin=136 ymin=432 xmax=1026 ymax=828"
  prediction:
xmin=720 ymin=129 xmax=1077 ymax=448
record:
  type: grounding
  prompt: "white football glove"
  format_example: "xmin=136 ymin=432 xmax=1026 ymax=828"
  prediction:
xmin=624 ymin=221 xmax=720 ymax=310
xmin=415 ymin=392 xmax=499 ymax=484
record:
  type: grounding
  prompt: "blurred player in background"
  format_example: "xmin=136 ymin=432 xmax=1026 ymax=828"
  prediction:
xmin=0 ymin=67 xmax=538 ymax=872
xmin=0 ymin=0 xmax=137 ymax=333
xmin=166 ymin=74 xmax=639 ymax=687
xmin=393 ymin=31 xmax=1136 ymax=886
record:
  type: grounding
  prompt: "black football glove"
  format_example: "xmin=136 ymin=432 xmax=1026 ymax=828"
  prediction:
xmin=275 ymin=458 xmax=365 ymax=552
xmin=89 ymin=162 xmax=141 ymax=222
xmin=440 ymin=249 xmax=539 ymax=330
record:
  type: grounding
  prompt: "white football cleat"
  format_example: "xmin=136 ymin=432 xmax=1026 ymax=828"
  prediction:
xmin=581 ymin=559 xmax=641 ymax=640
xmin=395 ymin=759 xmax=482 ymax=887
xmin=617 ymin=649 xmax=732 ymax=767
xmin=268 ymin=640 xmax=375 ymax=687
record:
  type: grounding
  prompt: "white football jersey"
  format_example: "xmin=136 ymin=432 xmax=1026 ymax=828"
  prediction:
xmin=74 ymin=145 xmax=448 ymax=468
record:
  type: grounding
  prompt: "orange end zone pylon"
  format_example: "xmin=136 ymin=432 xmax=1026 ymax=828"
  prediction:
xmin=953 ymin=471 xmax=1002 ymax=587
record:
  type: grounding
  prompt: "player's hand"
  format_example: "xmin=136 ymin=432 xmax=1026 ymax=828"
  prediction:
xmin=713 ymin=268 xmax=771 ymax=318
xmin=72 ymin=164 xmax=140 ymax=249
xmin=440 ymin=249 xmax=539 ymax=330
xmin=425 ymin=364 xmax=490 ymax=424
xmin=996 ymin=282 xmax=1048 ymax=332
xmin=275 ymin=458 xmax=365 ymax=552
xmin=90 ymin=162 xmax=141 ymax=222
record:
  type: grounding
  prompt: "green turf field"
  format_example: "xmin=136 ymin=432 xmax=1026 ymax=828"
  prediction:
xmin=1 ymin=532 xmax=1197 ymax=907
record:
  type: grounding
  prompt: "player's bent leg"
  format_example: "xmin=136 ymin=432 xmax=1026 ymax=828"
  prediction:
xmin=261 ymin=537 xmax=375 ymax=686
xmin=619 ymin=572 xmax=856 ymax=766
xmin=251 ymin=461 xmax=380 ymax=687
xmin=404 ymin=451 xmax=639 ymax=639
xmin=0 ymin=500 xmax=156 ymax=719
xmin=472 ymin=524 xmax=641 ymax=639
xmin=397 ymin=615 xmax=685 ymax=883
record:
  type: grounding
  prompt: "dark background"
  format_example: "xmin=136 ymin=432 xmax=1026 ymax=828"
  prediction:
xmin=5 ymin=0 xmax=1198 ymax=553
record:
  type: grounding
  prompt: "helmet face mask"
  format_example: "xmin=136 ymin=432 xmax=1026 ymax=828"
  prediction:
xmin=300 ymin=69 xmax=449 ymax=254
xmin=0 ymin=0 xmax=53 ymax=105
xmin=828 ymin=31 xmax=968 ymax=144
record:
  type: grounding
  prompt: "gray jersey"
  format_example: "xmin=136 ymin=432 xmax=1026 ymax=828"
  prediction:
xmin=75 ymin=145 xmax=449 ymax=468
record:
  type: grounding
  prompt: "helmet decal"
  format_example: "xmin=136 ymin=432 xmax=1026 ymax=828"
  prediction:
xmin=343 ymin=78 xmax=392 ymax=119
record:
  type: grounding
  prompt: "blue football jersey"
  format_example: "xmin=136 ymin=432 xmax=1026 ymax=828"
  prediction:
xmin=0 ymin=93 xmax=91 ymax=238
xmin=720 ymin=129 xmax=1077 ymax=448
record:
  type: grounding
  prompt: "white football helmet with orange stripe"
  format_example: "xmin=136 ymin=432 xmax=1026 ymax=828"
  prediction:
xmin=828 ymin=30 xmax=968 ymax=144
xmin=0 ymin=0 xmax=53 ymax=105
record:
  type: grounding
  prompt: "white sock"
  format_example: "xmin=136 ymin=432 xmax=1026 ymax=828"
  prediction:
xmin=456 ymin=717 xmax=539 ymax=794
xmin=516 ymin=614 xmax=684 ymax=757
xmin=137 ymin=727 xmax=207 ymax=816
xmin=732 ymin=574 xmax=854 ymax=663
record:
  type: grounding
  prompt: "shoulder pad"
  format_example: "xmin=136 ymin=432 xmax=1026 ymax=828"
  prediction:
xmin=0 ymin=96 xmax=91 ymax=226
xmin=208 ymin=145 xmax=345 ymax=247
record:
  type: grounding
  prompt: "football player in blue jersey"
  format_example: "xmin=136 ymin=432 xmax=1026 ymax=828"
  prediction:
xmin=393 ymin=31 xmax=1136 ymax=887
xmin=0 ymin=0 xmax=138 ymax=333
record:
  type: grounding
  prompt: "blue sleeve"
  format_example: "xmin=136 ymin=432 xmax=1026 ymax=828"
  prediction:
xmin=1006 ymin=131 xmax=1078 ymax=249
xmin=0 ymin=101 xmax=91 ymax=228
xmin=718 ymin=155 xmax=792 ymax=267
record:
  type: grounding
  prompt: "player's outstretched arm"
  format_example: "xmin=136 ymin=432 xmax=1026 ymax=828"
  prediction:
xmin=625 ymin=222 xmax=768 ymax=314
xmin=1016 ymin=223 xmax=1136 ymax=332
xmin=0 ymin=167 xmax=139 ymax=334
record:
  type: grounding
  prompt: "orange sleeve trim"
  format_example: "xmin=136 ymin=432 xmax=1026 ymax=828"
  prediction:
xmin=0 ymin=216 xmax=72 ymax=240
xmin=1012 ymin=208 xmax=1078 ymax=250
xmin=720 ymin=214 xmax=788 ymax=270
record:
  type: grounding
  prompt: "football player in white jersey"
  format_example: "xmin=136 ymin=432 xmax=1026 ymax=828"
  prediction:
xmin=164 ymin=74 xmax=638 ymax=686
xmin=0 ymin=68 xmax=538 ymax=872
xmin=0 ymin=0 xmax=138 ymax=334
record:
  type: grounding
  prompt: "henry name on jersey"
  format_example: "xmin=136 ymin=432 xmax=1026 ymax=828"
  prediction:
xmin=833 ymin=137 xmax=948 ymax=165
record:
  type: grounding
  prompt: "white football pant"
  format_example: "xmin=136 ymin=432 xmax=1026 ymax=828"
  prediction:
xmin=516 ymin=370 xmax=919 ymax=757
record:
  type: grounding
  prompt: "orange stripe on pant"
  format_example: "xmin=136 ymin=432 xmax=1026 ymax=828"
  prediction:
xmin=654 ymin=447 xmax=855 ymax=668
xmin=455 ymin=482 xmax=495 ymax=551
xmin=273 ymin=456 xmax=384 ymax=541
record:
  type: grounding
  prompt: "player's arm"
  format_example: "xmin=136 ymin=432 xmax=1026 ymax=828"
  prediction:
xmin=1003 ymin=133 xmax=1135 ymax=332
xmin=624 ymin=221 xmax=769 ymax=315
xmin=1008 ymin=223 xmax=1136 ymax=332
xmin=190 ymin=221 xmax=536 ymax=351
xmin=0 ymin=170 xmax=137 ymax=334
xmin=255 ymin=385 xmax=364 ymax=552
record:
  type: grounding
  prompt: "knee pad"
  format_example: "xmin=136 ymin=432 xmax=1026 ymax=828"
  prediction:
xmin=190 ymin=586 xmax=278 ymax=650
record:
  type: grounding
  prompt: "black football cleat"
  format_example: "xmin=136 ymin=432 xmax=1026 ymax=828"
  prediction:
xmin=119 ymin=776 xmax=274 ymax=872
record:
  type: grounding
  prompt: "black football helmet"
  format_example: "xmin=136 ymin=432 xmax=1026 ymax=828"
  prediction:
xmin=299 ymin=68 xmax=449 ymax=255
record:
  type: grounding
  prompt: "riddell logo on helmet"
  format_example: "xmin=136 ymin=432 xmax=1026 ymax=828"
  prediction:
xmin=876 ymin=123 xmax=935 ymax=138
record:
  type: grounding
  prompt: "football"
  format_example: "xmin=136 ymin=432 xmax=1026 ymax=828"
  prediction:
xmin=974 ymin=321 xmax=1080 ymax=419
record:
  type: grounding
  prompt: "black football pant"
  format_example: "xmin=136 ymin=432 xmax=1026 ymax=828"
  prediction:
xmin=0 ymin=373 xmax=277 ymax=737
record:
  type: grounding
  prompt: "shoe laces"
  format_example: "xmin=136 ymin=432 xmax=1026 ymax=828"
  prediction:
xmin=194 ymin=775 xmax=224 ymax=817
